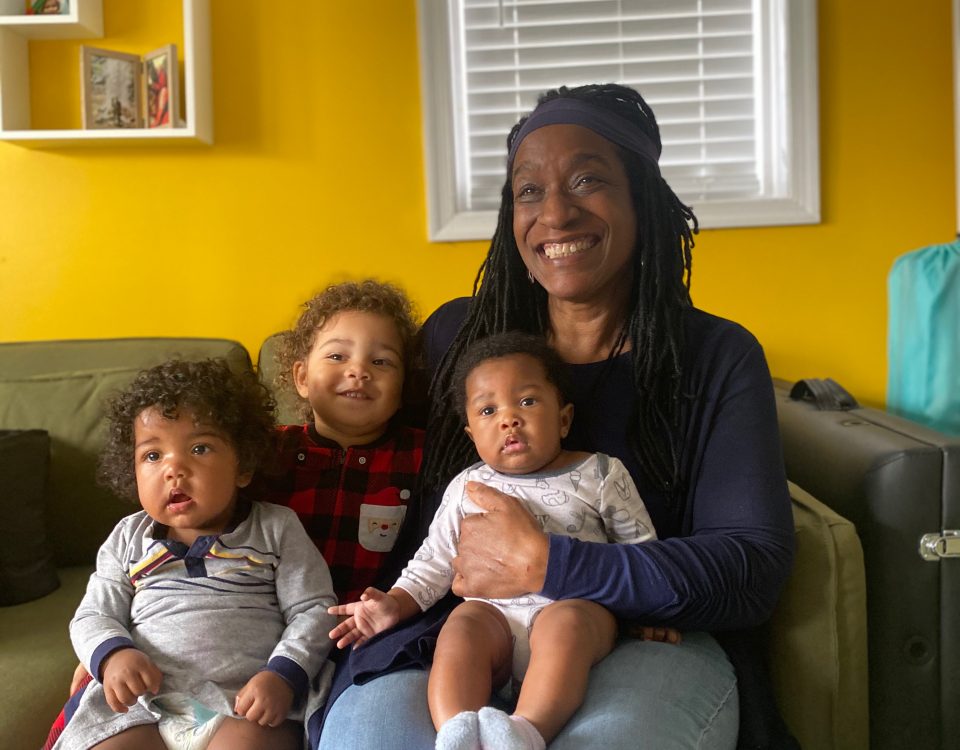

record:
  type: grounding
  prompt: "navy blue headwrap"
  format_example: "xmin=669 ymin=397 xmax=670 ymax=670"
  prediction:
xmin=506 ymin=96 xmax=661 ymax=174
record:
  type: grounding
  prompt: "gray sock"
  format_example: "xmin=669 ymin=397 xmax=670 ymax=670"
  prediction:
xmin=436 ymin=710 xmax=481 ymax=750
xmin=477 ymin=706 xmax=546 ymax=750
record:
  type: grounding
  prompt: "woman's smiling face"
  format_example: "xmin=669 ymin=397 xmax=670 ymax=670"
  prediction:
xmin=511 ymin=123 xmax=637 ymax=306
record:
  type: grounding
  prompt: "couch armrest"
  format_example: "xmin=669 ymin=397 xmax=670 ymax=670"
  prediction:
xmin=768 ymin=481 xmax=868 ymax=750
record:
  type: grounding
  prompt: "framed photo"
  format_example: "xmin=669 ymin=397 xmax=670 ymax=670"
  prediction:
xmin=26 ymin=0 xmax=69 ymax=14
xmin=143 ymin=44 xmax=179 ymax=129
xmin=81 ymin=46 xmax=142 ymax=129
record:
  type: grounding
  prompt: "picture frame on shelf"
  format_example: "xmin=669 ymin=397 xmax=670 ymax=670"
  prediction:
xmin=143 ymin=44 xmax=179 ymax=128
xmin=81 ymin=46 xmax=142 ymax=129
xmin=0 ymin=0 xmax=212 ymax=145
xmin=25 ymin=0 xmax=69 ymax=14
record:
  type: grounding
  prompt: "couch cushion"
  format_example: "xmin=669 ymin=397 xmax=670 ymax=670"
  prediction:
xmin=0 ymin=338 xmax=251 ymax=566
xmin=0 ymin=338 xmax=249 ymax=378
xmin=0 ymin=429 xmax=59 ymax=605
xmin=257 ymin=332 xmax=304 ymax=426
xmin=0 ymin=368 xmax=147 ymax=568
xmin=769 ymin=481 xmax=869 ymax=750
xmin=0 ymin=565 xmax=93 ymax=750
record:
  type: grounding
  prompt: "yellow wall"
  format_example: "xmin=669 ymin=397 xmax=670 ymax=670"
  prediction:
xmin=0 ymin=0 xmax=955 ymax=408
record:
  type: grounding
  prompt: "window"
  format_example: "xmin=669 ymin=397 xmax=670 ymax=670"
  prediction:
xmin=417 ymin=0 xmax=819 ymax=241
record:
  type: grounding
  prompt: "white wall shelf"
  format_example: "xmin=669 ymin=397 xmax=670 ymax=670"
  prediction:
xmin=0 ymin=0 xmax=211 ymax=145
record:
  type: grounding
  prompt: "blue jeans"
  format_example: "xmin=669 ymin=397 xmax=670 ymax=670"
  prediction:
xmin=317 ymin=632 xmax=738 ymax=749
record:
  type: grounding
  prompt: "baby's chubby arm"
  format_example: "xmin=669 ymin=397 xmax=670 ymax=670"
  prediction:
xmin=259 ymin=505 xmax=338 ymax=709
xmin=71 ymin=518 xmax=163 ymax=712
xmin=328 ymin=587 xmax=420 ymax=649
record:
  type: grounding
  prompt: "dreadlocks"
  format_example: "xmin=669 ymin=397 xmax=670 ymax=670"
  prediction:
xmin=420 ymin=83 xmax=697 ymax=500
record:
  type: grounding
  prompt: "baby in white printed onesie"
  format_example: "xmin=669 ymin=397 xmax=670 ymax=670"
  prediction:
xmin=397 ymin=452 xmax=652 ymax=689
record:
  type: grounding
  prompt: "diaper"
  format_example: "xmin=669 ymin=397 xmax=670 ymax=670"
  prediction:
xmin=153 ymin=694 xmax=226 ymax=750
xmin=487 ymin=598 xmax=547 ymax=701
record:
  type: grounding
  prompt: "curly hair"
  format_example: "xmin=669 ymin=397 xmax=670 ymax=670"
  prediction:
xmin=450 ymin=332 xmax=571 ymax=421
xmin=98 ymin=358 xmax=277 ymax=502
xmin=421 ymin=83 xmax=696 ymax=501
xmin=273 ymin=279 xmax=420 ymax=423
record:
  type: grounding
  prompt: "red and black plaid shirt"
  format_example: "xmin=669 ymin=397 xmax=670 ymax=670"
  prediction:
xmin=260 ymin=423 xmax=424 ymax=603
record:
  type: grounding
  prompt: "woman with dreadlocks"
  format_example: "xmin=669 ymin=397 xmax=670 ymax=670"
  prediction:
xmin=316 ymin=83 xmax=796 ymax=750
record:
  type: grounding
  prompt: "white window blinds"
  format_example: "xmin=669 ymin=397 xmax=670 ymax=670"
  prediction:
xmin=417 ymin=0 xmax=819 ymax=240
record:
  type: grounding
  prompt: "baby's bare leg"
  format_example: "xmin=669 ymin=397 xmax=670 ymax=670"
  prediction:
xmin=91 ymin=724 xmax=166 ymax=750
xmin=428 ymin=600 xmax=513 ymax=729
xmin=207 ymin=716 xmax=302 ymax=750
xmin=515 ymin=599 xmax=618 ymax=743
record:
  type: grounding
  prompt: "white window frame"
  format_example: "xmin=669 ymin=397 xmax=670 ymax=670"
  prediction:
xmin=417 ymin=0 xmax=820 ymax=242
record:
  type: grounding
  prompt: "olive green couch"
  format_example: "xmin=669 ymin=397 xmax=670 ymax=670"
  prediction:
xmin=0 ymin=337 xmax=867 ymax=750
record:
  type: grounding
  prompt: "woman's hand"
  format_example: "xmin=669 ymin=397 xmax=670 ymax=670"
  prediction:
xmin=452 ymin=481 xmax=550 ymax=598
xmin=623 ymin=623 xmax=683 ymax=644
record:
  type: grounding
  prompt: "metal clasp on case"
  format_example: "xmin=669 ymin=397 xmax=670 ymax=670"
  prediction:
xmin=919 ymin=530 xmax=960 ymax=560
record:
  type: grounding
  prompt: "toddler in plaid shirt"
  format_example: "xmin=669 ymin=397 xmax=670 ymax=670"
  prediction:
xmin=263 ymin=279 xmax=425 ymax=603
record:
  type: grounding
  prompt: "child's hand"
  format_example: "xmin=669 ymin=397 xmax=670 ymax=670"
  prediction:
xmin=234 ymin=671 xmax=293 ymax=727
xmin=328 ymin=587 xmax=402 ymax=649
xmin=100 ymin=648 xmax=163 ymax=713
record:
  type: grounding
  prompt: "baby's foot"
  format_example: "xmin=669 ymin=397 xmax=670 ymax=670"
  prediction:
xmin=477 ymin=706 xmax=546 ymax=750
xmin=435 ymin=710 xmax=480 ymax=750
